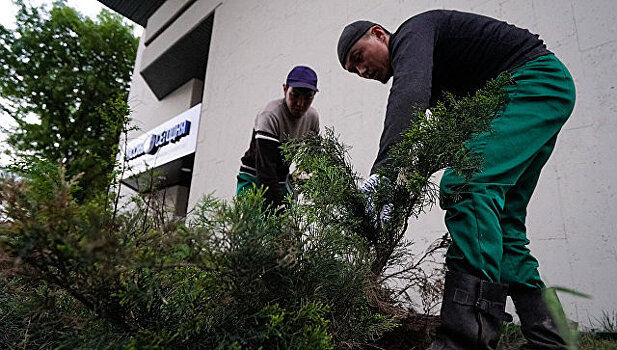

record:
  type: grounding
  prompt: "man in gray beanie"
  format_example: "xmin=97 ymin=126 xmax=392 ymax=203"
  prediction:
xmin=338 ymin=10 xmax=575 ymax=350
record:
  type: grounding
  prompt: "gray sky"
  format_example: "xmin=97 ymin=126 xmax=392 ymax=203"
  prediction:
xmin=0 ymin=0 xmax=142 ymax=165
xmin=0 ymin=0 xmax=142 ymax=32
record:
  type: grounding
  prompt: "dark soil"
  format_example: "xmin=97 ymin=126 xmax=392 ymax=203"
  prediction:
xmin=375 ymin=314 xmax=440 ymax=350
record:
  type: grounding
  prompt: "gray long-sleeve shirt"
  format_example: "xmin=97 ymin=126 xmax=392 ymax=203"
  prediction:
xmin=372 ymin=9 xmax=551 ymax=174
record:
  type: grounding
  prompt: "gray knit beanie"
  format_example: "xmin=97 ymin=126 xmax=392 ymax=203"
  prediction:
xmin=337 ymin=20 xmax=378 ymax=68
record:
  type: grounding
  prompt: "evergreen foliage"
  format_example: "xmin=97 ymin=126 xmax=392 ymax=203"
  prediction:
xmin=0 ymin=169 xmax=396 ymax=348
xmin=0 ymin=0 xmax=138 ymax=202
xmin=0 ymin=75 xmax=516 ymax=348
xmin=283 ymin=73 xmax=514 ymax=312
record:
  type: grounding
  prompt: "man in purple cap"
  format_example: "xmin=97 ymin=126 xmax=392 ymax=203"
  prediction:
xmin=237 ymin=66 xmax=320 ymax=210
xmin=337 ymin=10 xmax=575 ymax=350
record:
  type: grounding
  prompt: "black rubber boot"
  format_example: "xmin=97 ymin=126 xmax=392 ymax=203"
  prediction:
xmin=428 ymin=271 xmax=513 ymax=350
xmin=511 ymin=287 xmax=568 ymax=349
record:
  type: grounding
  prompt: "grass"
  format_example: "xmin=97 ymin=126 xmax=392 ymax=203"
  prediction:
xmin=497 ymin=314 xmax=617 ymax=350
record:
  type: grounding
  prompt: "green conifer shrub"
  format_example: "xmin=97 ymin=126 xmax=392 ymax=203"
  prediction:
xmin=283 ymin=73 xmax=513 ymax=317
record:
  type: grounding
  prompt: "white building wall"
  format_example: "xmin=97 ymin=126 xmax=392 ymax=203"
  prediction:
xmin=127 ymin=36 xmax=203 ymax=137
xmin=131 ymin=0 xmax=617 ymax=327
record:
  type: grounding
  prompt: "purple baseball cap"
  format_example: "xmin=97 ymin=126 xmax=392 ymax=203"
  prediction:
xmin=286 ymin=66 xmax=318 ymax=92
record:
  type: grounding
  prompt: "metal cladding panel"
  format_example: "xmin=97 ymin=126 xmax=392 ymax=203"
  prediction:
xmin=97 ymin=0 xmax=166 ymax=26
xmin=140 ymin=14 xmax=214 ymax=100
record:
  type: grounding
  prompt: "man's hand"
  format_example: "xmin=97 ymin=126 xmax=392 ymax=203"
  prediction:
xmin=360 ymin=174 xmax=392 ymax=225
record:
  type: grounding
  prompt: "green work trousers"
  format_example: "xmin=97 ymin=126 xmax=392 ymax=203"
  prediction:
xmin=236 ymin=172 xmax=259 ymax=195
xmin=439 ymin=54 xmax=576 ymax=289
xmin=236 ymin=172 xmax=290 ymax=198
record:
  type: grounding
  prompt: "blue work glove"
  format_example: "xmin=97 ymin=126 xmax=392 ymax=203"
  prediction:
xmin=360 ymin=174 xmax=392 ymax=225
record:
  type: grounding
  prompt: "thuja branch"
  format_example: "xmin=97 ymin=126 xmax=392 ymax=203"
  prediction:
xmin=284 ymin=72 xmax=513 ymax=280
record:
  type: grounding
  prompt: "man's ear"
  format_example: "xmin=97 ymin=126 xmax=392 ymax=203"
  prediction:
xmin=371 ymin=25 xmax=387 ymax=42
xmin=283 ymin=83 xmax=288 ymax=95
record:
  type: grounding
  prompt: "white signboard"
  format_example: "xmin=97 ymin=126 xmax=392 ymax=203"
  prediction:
xmin=122 ymin=103 xmax=201 ymax=178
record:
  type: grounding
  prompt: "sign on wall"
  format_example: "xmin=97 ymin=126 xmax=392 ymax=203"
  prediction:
xmin=122 ymin=103 xmax=201 ymax=178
